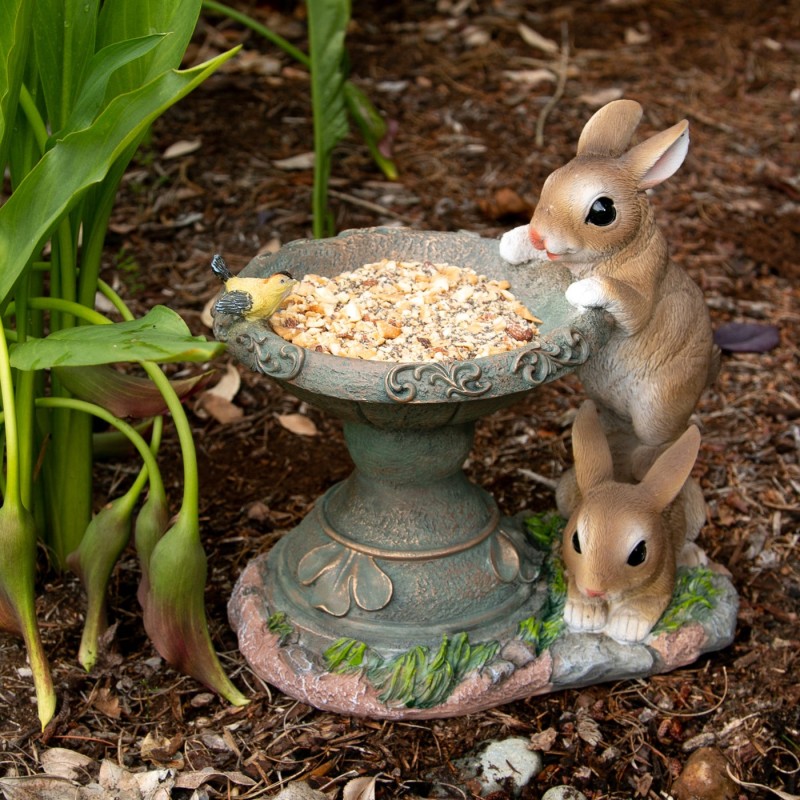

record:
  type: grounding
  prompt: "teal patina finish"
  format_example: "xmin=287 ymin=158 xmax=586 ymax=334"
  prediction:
xmin=215 ymin=227 xmax=612 ymax=715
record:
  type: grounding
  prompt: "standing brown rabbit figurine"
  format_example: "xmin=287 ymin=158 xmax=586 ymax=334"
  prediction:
xmin=501 ymin=99 xmax=719 ymax=487
xmin=561 ymin=400 xmax=707 ymax=643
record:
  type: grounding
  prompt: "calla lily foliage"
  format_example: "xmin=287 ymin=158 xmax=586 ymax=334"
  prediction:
xmin=0 ymin=0 xmax=246 ymax=727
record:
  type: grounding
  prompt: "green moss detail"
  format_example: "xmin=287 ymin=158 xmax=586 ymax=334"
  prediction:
xmin=653 ymin=566 xmax=721 ymax=634
xmin=324 ymin=632 xmax=500 ymax=709
xmin=517 ymin=513 xmax=568 ymax=654
xmin=266 ymin=611 xmax=293 ymax=643
xmin=524 ymin=512 xmax=565 ymax=552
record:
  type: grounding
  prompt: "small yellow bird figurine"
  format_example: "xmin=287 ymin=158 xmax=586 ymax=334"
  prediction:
xmin=211 ymin=254 xmax=297 ymax=321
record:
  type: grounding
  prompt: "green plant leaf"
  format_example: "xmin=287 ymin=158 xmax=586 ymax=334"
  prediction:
xmin=54 ymin=364 xmax=211 ymax=418
xmin=307 ymin=0 xmax=351 ymax=237
xmin=10 ymin=306 xmax=225 ymax=370
xmin=57 ymin=34 xmax=167 ymax=137
xmin=0 ymin=48 xmax=239 ymax=305
xmin=141 ymin=510 xmax=249 ymax=706
xmin=67 ymin=493 xmax=137 ymax=671
xmin=32 ymin=0 xmax=100 ymax=132
xmin=97 ymin=0 xmax=203 ymax=96
xmin=0 ymin=503 xmax=56 ymax=728
xmin=344 ymin=81 xmax=397 ymax=181
xmin=0 ymin=0 xmax=32 ymax=171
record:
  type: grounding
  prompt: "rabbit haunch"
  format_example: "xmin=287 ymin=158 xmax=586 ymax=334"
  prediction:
xmin=270 ymin=259 xmax=540 ymax=362
xmin=561 ymin=400 xmax=708 ymax=644
xmin=501 ymin=98 xmax=719 ymax=479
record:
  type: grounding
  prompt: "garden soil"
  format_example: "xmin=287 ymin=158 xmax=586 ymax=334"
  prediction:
xmin=1 ymin=1 xmax=798 ymax=797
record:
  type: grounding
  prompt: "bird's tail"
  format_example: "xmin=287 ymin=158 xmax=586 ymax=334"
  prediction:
xmin=210 ymin=253 xmax=233 ymax=282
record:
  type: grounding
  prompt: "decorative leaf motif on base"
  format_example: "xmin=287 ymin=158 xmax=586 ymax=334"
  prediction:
xmin=325 ymin=632 xmax=501 ymax=709
xmin=385 ymin=361 xmax=491 ymax=403
xmin=511 ymin=330 xmax=589 ymax=386
xmin=235 ymin=331 xmax=305 ymax=380
xmin=298 ymin=541 xmax=393 ymax=616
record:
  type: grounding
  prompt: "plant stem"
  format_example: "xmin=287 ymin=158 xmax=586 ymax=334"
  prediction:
xmin=36 ymin=398 xmax=165 ymax=501
xmin=14 ymin=297 xmax=111 ymax=326
xmin=89 ymin=281 xmax=196 ymax=518
xmin=17 ymin=85 xmax=48 ymax=154
xmin=141 ymin=363 xmax=198 ymax=520
xmin=0 ymin=325 xmax=21 ymax=505
xmin=96 ymin=279 xmax=134 ymax=321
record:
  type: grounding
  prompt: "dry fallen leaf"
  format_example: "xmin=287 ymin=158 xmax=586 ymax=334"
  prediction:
xmin=343 ymin=775 xmax=378 ymax=800
xmin=162 ymin=139 xmax=201 ymax=159
xmin=502 ymin=68 xmax=556 ymax=86
xmin=206 ymin=363 xmax=241 ymax=402
xmin=625 ymin=25 xmax=651 ymax=45
xmin=139 ymin=731 xmax=183 ymax=765
xmin=258 ymin=236 xmax=283 ymax=255
xmin=201 ymin=294 xmax=217 ymax=329
xmin=197 ymin=364 xmax=243 ymax=423
xmin=277 ymin=412 xmax=319 ymax=437
xmin=273 ymin=152 xmax=315 ymax=170
xmin=198 ymin=393 xmax=243 ymax=424
xmin=94 ymin=760 xmax=176 ymax=800
xmin=39 ymin=748 xmax=95 ymax=781
xmin=529 ymin=727 xmax=558 ymax=752
xmin=174 ymin=767 xmax=256 ymax=790
xmin=576 ymin=709 xmax=603 ymax=747
xmin=92 ymin=686 xmax=122 ymax=719
xmin=0 ymin=776 xmax=86 ymax=800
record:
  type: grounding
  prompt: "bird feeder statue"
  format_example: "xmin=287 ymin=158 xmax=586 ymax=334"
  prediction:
xmin=214 ymin=227 xmax=737 ymax=719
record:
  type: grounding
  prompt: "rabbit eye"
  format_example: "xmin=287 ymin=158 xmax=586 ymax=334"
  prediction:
xmin=572 ymin=531 xmax=582 ymax=554
xmin=586 ymin=197 xmax=616 ymax=226
xmin=627 ymin=540 xmax=647 ymax=566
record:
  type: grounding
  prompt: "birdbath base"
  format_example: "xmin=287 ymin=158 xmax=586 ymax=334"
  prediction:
xmin=229 ymin=521 xmax=738 ymax=719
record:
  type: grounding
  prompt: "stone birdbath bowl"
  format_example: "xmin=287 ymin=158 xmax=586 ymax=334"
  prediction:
xmin=214 ymin=227 xmax=737 ymax=719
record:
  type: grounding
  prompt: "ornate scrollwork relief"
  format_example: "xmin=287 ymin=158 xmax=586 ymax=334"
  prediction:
xmin=511 ymin=329 xmax=589 ymax=387
xmin=385 ymin=361 xmax=492 ymax=403
xmin=235 ymin=330 xmax=305 ymax=380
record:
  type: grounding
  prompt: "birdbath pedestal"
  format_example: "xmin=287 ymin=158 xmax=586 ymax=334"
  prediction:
xmin=215 ymin=228 xmax=738 ymax=719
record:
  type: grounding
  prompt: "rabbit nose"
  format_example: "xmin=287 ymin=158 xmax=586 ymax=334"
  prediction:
xmin=584 ymin=588 xmax=607 ymax=599
xmin=528 ymin=227 xmax=546 ymax=250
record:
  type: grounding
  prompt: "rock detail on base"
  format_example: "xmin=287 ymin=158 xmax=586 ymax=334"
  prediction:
xmin=228 ymin=517 xmax=738 ymax=720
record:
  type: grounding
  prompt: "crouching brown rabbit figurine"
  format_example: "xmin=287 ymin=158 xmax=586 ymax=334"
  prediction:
xmin=561 ymin=400 xmax=707 ymax=643
xmin=500 ymin=99 xmax=719 ymax=484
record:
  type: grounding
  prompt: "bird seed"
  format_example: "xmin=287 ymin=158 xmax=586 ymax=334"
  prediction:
xmin=270 ymin=259 xmax=540 ymax=363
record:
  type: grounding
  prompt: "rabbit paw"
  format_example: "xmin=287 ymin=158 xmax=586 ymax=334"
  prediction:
xmin=564 ymin=596 xmax=608 ymax=632
xmin=499 ymin=225 xmax=547 ymax=264
xmin=605 ymin=608 xmax=654 ymax=643
xmin=565 ymin=278 xmax=607 ymax=310
xmin=678 ymin=541 xmax=709 ymax=568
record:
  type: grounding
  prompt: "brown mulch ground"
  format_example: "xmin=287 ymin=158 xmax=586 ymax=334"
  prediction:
xmin=1 ymin=1 xmax=798 ymax=797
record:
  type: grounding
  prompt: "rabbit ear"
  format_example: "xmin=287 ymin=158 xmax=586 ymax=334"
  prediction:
xmin=576 ymin=99 xmax=643 ymax=157
xmin=572 ymin=400 xmax=614 ymax=492
xmin=623 ymin=119 xmax=690 ymax=190
xmin=639 ymin=426 xmax=701 ymax=512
